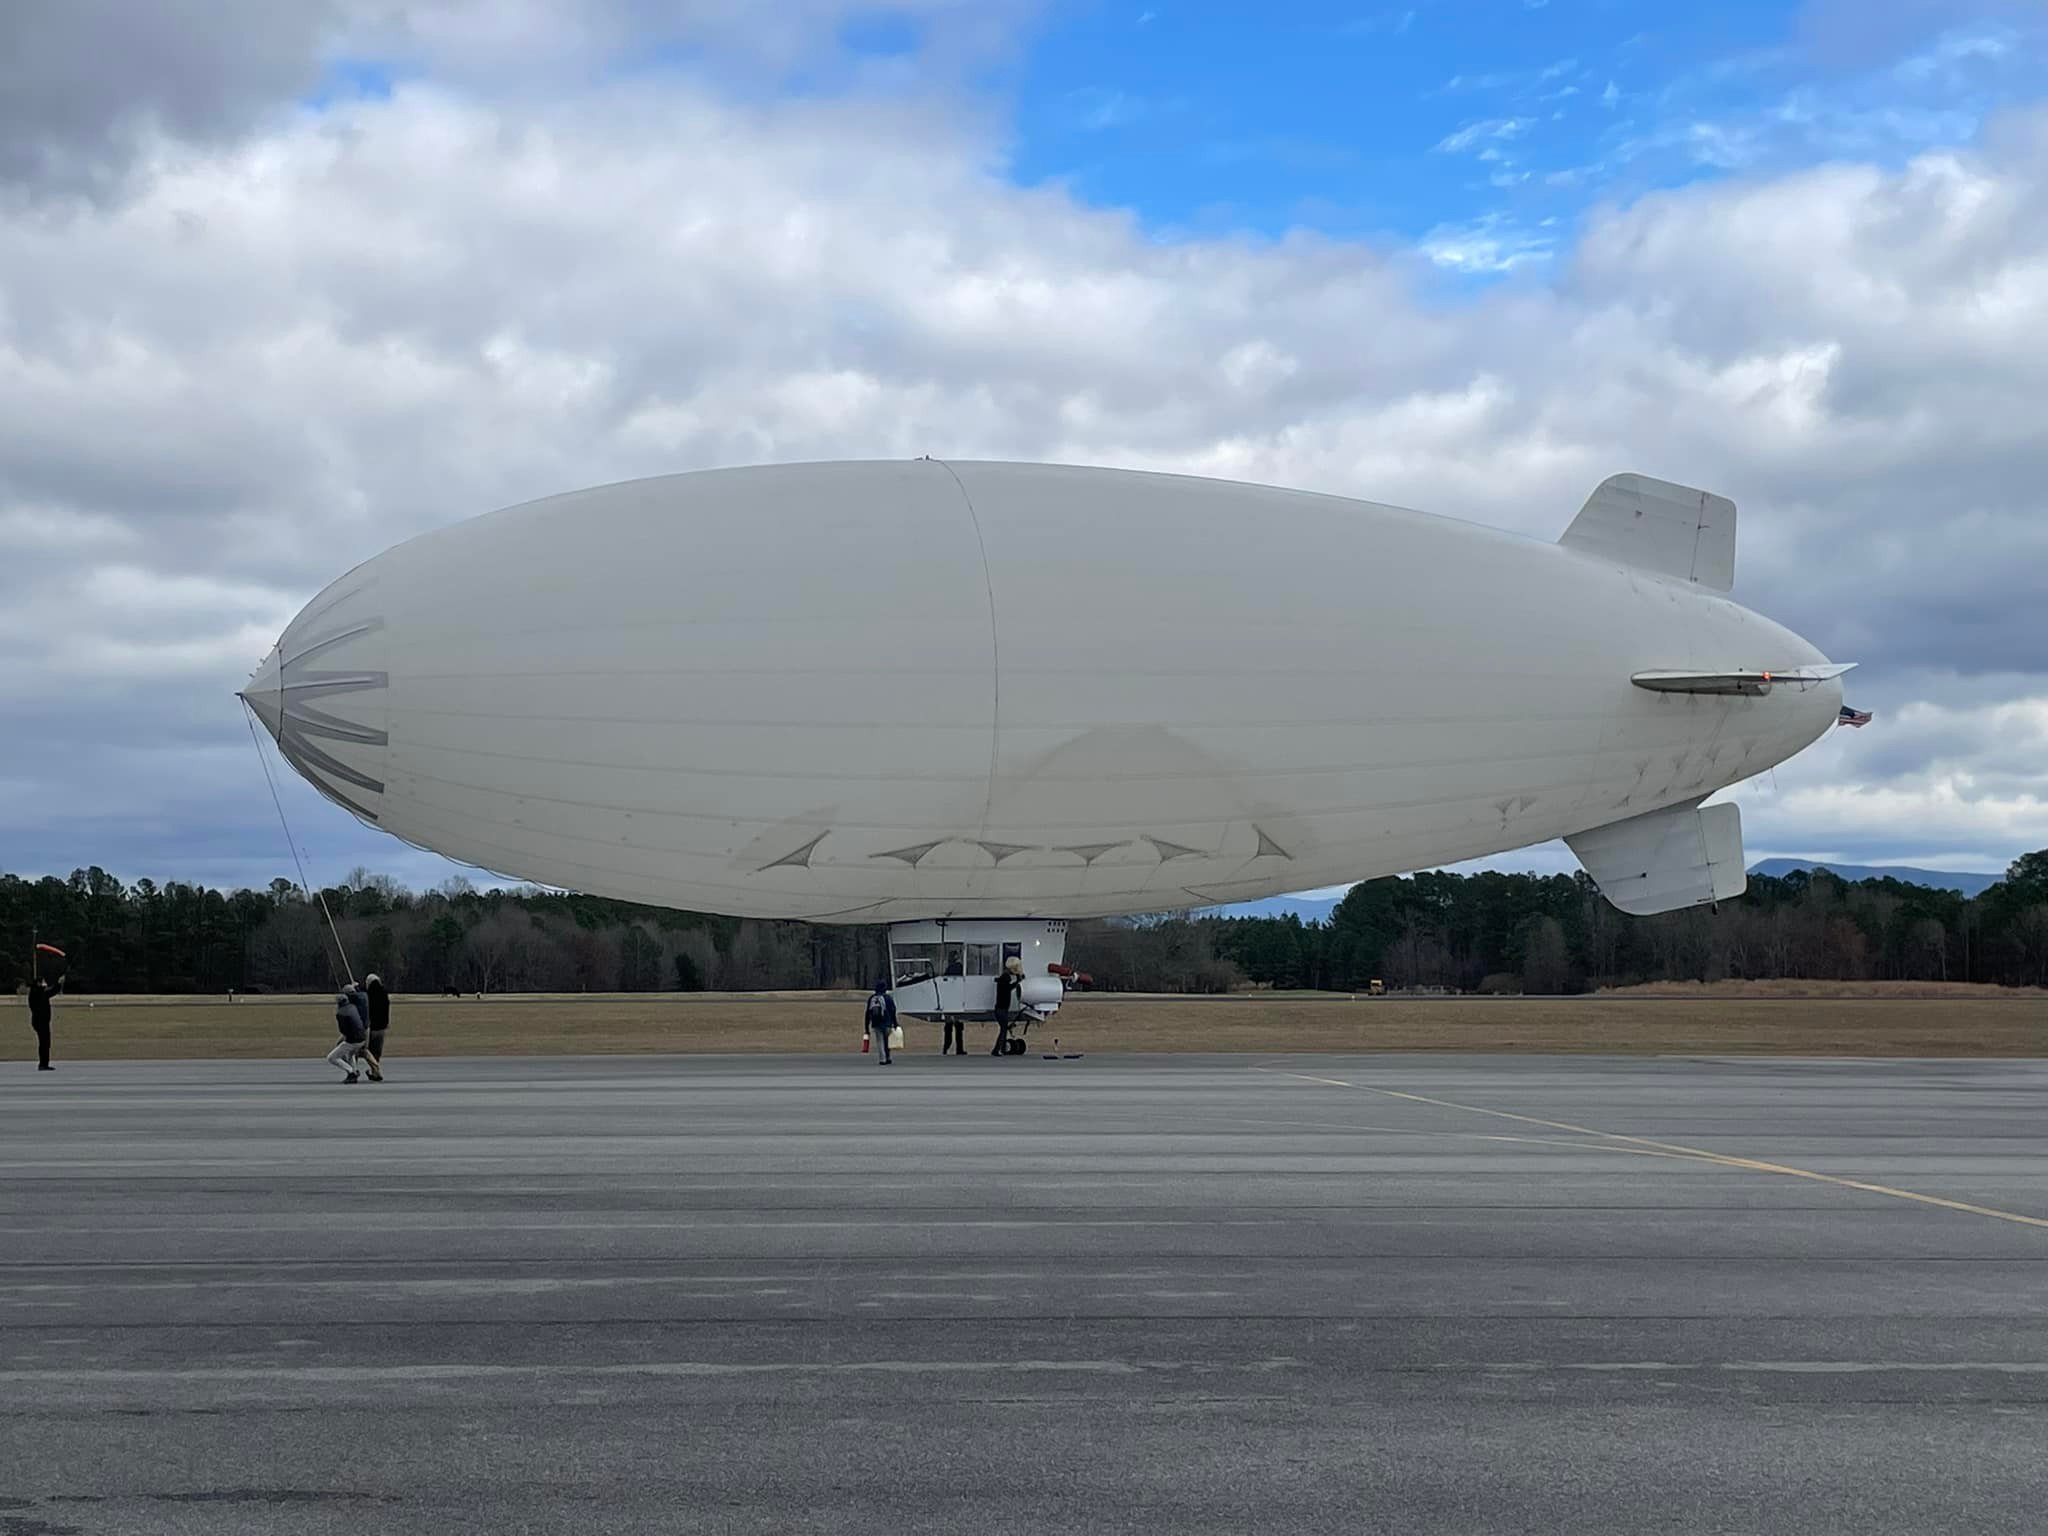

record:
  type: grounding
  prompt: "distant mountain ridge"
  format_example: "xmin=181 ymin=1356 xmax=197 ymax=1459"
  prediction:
xmin=1747 ymin=859 xmax=2002 ymax=897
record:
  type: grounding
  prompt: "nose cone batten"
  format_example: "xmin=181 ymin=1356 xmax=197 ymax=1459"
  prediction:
xmin=239 ymin=582 xmax=392 ymax=826
xmin=239 ymin=645 xmax=285 ymax=740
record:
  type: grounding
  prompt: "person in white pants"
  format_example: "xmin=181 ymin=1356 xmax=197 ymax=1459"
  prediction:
xmin=325 ymin=984 xmax=370 ymax=1082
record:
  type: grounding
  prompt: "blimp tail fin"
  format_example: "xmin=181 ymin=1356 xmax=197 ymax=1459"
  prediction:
xmin=1560 ymin=474 xmax=1735 ymax=593
xmin=1566 ymin=799 xmax=1746 ymax=916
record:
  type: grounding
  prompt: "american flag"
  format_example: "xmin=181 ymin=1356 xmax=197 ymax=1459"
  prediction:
xmin=1837 ymin=706 xmax=1872 ymax=728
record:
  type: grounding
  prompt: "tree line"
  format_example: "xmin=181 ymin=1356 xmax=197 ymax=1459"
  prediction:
xmin=3 ymin=851 xmax=2045 ymax=997
xmin=1084 ymin=853 xmax=2048 ymax=995
xmin=0 ymin=868 xmax=885 ymax=996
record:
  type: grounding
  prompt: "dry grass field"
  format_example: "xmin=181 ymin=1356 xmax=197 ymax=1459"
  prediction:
xmin=6 ymin=983 xmax=2045 ymax=1060
xmin=1599 ymin=978 xmax=2048 ymax=1000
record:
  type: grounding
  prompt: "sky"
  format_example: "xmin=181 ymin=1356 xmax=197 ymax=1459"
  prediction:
xmin=2 ymin=0 xmax=2046 ymax=899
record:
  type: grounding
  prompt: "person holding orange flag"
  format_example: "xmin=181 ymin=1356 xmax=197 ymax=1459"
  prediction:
xmin=27 ymin=942 xmax=65 ymax=1071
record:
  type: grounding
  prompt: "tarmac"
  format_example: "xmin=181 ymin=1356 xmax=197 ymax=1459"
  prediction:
xmin=4 ymin=1051 xmax=2047 ymax=1534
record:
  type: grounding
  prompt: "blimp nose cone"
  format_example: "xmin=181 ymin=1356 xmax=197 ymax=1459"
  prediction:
xmin=1772 ymin=625 xmax=1849 ymax=753
xmin=240 ymin=645 xmax=285 ymax=741
xmin=234 ymin=580 xmax=392 ymax=826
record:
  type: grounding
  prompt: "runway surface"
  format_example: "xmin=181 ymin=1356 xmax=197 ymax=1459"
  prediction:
xmin=4 ymin=1052 xmax=2047 ymax=1534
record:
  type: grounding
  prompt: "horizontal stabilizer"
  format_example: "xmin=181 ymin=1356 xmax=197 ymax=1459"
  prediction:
xmin=1566 ymin=799 xmax=1746 ymax=916
xmin=1561 ymin=474 xmax=1735 ymax=593
xmin=1632 ymin=663 xmax=1855 ymax=697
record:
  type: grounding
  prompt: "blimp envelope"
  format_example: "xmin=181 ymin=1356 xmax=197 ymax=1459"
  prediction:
xmin=244 ymin=460 xmax=1848 ymax=921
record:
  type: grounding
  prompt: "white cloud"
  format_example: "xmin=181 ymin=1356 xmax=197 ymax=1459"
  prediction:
xmin=1895 ymin=26 xmax=2017 ymax=82
xmin=1440 ymin=59 xmax=1579 ymax=95
xmin=0 ymin=0 xmax=349 ymax=193
xmin=1418 ymin=214 xmax=1554 ymax=272
xmin=1067 ymin=88 xmax=1148 ymax=131
xmin=1621 ymin=13 xmax=2035 ymax=189
xmin=0 ymin=1 xmax=1032 ymax=193
xmin=1338 ymin=9 xmax=1416 ymax=38
xmin=1436 ymin=117 xmax=1535 ymax=154
xmin=3 ymin=15 xmax=2048 ymax=886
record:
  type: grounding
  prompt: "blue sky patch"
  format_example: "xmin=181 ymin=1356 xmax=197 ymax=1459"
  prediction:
xmin=306 ymin=57 xmax=399 ymax=109
xmin=1003 ymin=1 xmax=2042 ymax=269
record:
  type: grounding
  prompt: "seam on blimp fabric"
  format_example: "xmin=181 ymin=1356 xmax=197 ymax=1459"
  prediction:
xmin=932 ymin=459 xmax=1003 ymax=844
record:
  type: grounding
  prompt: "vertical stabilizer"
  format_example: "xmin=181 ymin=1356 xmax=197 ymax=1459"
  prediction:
xmin=1560 ymin=473 xmax=1735 ymax=593
xmin=1566 ymin=799 xmax=1746 ymax=916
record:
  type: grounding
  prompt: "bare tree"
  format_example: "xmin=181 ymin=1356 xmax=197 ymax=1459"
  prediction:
xmin=1758 ymin=907 xmax=1794 ymax=978
xmin=458 ymin=910 xmax=541 ymax=993
xmin=249 ymin=903 xmax=333 ymax=990
xmin=1905 ymin=917 xmax=1949 ymax=981
xmin=618 ymin=924 xmax=668 ymax=991
xmin=1858 ymin=890 xmax=1903 ymax=979
xmin=673 ymin=928 xmax=718 ymax=991
xmin=2014 ymin=906 xmax=2048 ymax=988
xmin=1520 ymin=916 xmax=1570 ymax=995
xmin=1388 ymin=921 xmax=1450 ymax=989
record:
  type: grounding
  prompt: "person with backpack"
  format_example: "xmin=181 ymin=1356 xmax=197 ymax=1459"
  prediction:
xmin=325 ymin=983 xmax=370 ymax=1083
xmin=864 ymin=981 xmax=897 ymax=1065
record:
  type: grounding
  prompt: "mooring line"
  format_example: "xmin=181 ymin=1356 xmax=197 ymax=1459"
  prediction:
xmin=243 ymin=700 xmax=354 ymax=986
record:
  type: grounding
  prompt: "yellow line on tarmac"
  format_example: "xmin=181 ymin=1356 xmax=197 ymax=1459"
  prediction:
xmin=1252 ymin=1068 xmax=2048 ymax=1232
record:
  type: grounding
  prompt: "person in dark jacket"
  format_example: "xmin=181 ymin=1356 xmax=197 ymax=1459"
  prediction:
xmin=361 ymin=974 xmax=391 ymax=1082
xmin=991 ymin=956 xmax=1024 ymax=1056
xmin=326 ymin=984 xmax=369 ymax=1082
xmin=864 ymin=981 xmax=897 ymax=1065
xmin=26 ymin=970 xmax=62 ymax=1071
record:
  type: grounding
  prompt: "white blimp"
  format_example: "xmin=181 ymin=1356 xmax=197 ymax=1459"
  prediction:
xmin=242 ymin=460 xmax=1851 ymax=1029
